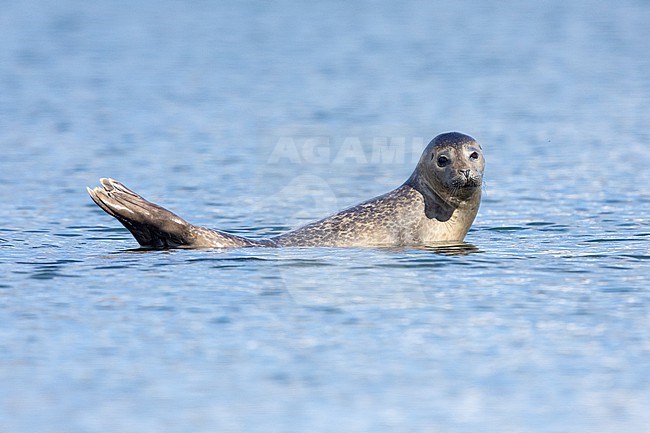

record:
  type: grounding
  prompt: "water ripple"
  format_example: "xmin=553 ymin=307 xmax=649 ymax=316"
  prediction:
xmin=487 ymin=226 xmax=529 ymax=232
xmin=584 ymin=238 xmax=644 ymax=243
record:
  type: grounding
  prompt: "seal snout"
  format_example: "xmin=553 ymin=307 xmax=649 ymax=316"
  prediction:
xmin=450 ymin=169 xmax=482 ymax=189
xmin=461 ymin=169 xmax=481 ymax=187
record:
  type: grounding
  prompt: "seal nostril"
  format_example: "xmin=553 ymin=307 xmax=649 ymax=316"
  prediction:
xmin=460 ymin=169 xmax=470 ymax=179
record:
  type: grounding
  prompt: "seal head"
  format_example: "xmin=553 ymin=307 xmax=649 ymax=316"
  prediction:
xmin=412 ymin=132 xmax=484 ymax=206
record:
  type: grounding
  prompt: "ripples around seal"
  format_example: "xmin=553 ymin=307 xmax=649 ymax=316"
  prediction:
xmin=3 ymin=206 xmax=647 ymax=294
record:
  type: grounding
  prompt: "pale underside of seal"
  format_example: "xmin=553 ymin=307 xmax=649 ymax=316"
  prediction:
xmin=87 ymin=132 xmax=485 ymax=249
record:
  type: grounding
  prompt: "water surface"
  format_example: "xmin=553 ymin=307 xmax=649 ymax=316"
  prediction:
xmin=1 ymin=0 xmax=649 ymax=432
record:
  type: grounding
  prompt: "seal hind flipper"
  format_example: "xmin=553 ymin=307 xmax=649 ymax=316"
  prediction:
xmin=87 ymin=178 xmax=257 ymax=249
xmin=87 ymin=178 xmax=196 ymax=248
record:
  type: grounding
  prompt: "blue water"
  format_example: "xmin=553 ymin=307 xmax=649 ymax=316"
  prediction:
xmin=1 ymin=0 xmax=650 ymax=431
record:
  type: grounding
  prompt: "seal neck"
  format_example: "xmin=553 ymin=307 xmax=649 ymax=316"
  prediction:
xmin=405 ymin=170 xmax=480 ymax=222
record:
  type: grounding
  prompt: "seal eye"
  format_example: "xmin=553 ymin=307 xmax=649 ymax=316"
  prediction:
xmin=469 ymin=151 xmax=479 ymax=160
xmin=436 ymin=155 xmax=450 ymax=167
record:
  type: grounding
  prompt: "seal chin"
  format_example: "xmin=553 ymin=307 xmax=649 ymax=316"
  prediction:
xmin=463 ymin=180 xmax=482 ymax=189
xmin=447 ymin=177 xmax=481 ymax=201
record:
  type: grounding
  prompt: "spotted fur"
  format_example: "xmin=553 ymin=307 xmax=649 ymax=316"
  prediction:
xmin=87 ymin=132 xmax=484 ymax=249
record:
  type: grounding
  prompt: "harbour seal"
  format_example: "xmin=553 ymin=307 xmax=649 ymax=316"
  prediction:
xmin=87 ymin=132 xmax=484 ymax=249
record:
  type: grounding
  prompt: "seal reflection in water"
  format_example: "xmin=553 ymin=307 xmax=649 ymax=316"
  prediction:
xmin=87 ymin=132 xmax=485 ymax=249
